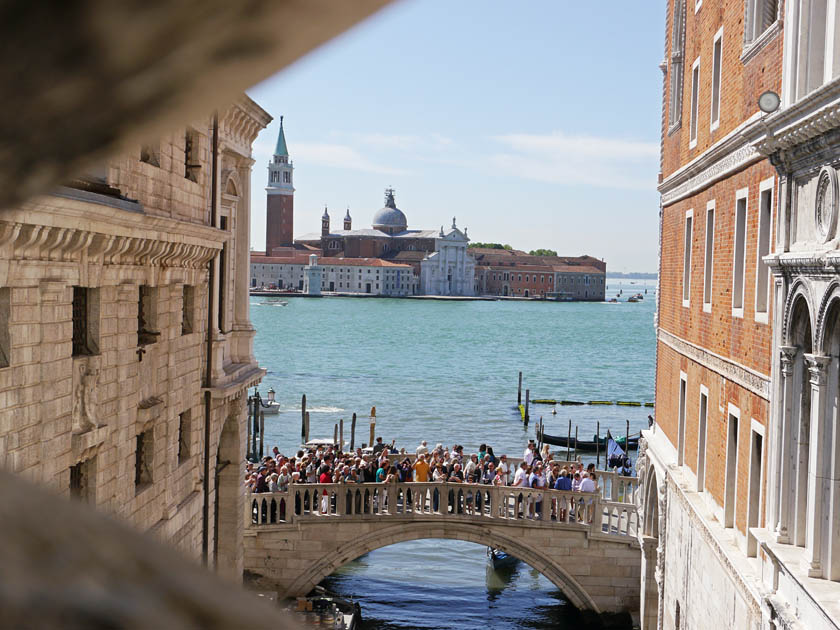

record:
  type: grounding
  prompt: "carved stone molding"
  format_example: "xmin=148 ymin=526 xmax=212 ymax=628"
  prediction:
xmin=815 ymin=166 xmax=839 ymax=244
xmin=804 ymin=354 xmax=831 ymax=386
xmin=658 ymin=328 xmax=770 ymax=399
xmin=1 ymin=220 xmax=218 ymax=269
xmin=779 ymin=346 xmax=797 ymax=377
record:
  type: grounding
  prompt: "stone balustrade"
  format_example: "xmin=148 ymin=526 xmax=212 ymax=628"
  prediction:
xmin=247 ymin=481 xmax=638 ymax=540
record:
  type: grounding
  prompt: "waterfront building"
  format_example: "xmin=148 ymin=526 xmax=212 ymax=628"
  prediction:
xmin=637 ymin=1 xmax=827 ymax=629
xmin=470 ymin=248 xmax=607 ymax=300
xmin=250 ymin=254 xmax=416 ymax=296
xmin=294 ymin=189 xmax=475 ymax=296
xmin=0 ymin=96 xmax=269 ymax=580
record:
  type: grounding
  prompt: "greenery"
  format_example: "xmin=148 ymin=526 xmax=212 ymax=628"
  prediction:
xmin=528 ymin=248 xmax=558 ymax=256
xmin=468 ymin=242 xmax=512 ymax=250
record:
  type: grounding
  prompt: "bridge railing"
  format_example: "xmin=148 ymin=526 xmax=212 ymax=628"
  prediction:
xmin=246 ymin=482 xmax=638 ymax=540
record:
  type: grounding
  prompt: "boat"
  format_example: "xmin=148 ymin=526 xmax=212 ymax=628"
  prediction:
xmin=536 ymin=427 xmax=639 ymax=451
xmin=627 ymin=296 xmax=639 ymax=303
xmin=259 ymin=388 xmax=281 ymax=415
xmin=487 ymin=547 xmax=518 ymax=570
xmin=286 ymin=586 xmax=362 ymax=629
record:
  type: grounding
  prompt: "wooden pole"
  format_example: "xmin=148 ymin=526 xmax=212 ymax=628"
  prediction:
xmin=351 ymin=413 xmax=357 ymax=451
xmin=596 ymin=421 xmax=600 ymax=469
xmin=333 ymin=423 xmax=338 ymax=447
xmin=626 ymin=419 xmax=630 ymax=456
xmin=304 ymin=411 xmax=310 ymax=444
xmin=567 ymin=419 xmax=571 ymax=461
xmin=250 ymin=396 xmax=258 ymax=460
xmin=301 ymin=394 xmax=307 ymax=442
xmin=369 ymin=406 xmax=376 ymax=449
xmin=246 ymin=397 xmax=252 ymax=460
xmin=339 ymin=418 xmax=344 ymax=452
xmin=574 ymin=426 xmax=578 ymax=461
xmin=518 ymin=371 xmax=522 ymax=405
xmin=524 ymin=389 xmax=530 ymax=424
xmin=259 ymin=411 xmax=265 ymax=459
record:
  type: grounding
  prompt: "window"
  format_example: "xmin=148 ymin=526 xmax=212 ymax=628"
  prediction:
xmin=70 ymin=456 xmax=96 ymax=503
xmin=181 ymin=285 xmax=194 ymax=335
xmin=678 ymin=373 xmax=687 ymax=466
xmin=135 ymin=429 xmax=153 ymax=491
xmin=668 ymin=1 xmax=686 ymax=130
xmin=744 ymin=0 xmax=778 ymax=46
xmin=697 ymin=386 xmax=708 ymax=491
xmin=710 ymin=29 xmax=723 ymax=131
xmin=178 ymin=411 xmax=191 ymax=464
xmin=724 ymin=407 xmax=740 ymax=528
xmin=689 ymin=58 xmax=700 ymax=147
xmin=138 ymin=285 xmax=159 ymax=346
xmin=682 ymin=210 xmax=693 ymax=307
xmin=140 ymin=144 xmax=160 ymax=167
xmin=788 ymin=0 xmax=833 ymax=100
xmin=184 ymin=129 xmax=200 ymax=182
xmin=732 ymin=190 xmax=748 ymax=315
xmin=72 ymin=287 xmax=100 ymax=356
xmin=283 ymin=171 xmax=291 ymax=183
xmin=747 ymin=421 xmax=765 ymax=556
xmin=703 ymin=201 xmax=715 ymax=311
xmin=0 ymin=287 xmax=9 ymax=368
xmin=755 ymin=179 xmax=773 ymax=322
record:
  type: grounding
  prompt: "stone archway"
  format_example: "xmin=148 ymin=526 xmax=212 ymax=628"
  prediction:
xmin=214 ymin=415 xmax=241 ymax=580
xmin=639 ymin=466 xmax=660 ymax=630
xmin=279 ymin=520 xmax=603 ymax=612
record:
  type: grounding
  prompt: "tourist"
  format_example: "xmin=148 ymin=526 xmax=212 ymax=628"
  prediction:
xmin=277 ymin=466 xmax=291 ymax=492
xmin=478 ymin=443 xmax=487 ymax=461
xmin=413 ymin=453 xmax=430 ymax=482
xmin=579 ymin=472 xmax=597 ymax=523
xmin=540 ymin=443 xmax=551 ymax=463
xmin=448 ymin=462 xmax=464 ymax=482
xmin=268 ymin=473 xmax=279 ymax=493
xmin=486 ymin=446 xmax=497 ymax=464
xmin=497 ymin=455 xmax=510 ymax=485
xmin=372 ymin=436 xmax=386 ymax=455
xmin=481 ymin=462 xmax=496 ymax=485
xmin=416 ymin=440 xmax=428 ymax=455
xmin=512 ymin=461 xmax=530 ymax=488
xmin=464 ymin=453 xmax=478 ymax=481
xmin=524 ymin=440 xmax=536 ymax=466
xmin=529 ymin=462 xmax=546 ymax=518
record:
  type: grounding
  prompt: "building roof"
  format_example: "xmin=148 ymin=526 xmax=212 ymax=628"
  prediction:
xmin=274 ymin=116 xmax=289 ymax=157
xmin=372 ymin=188 xmax=407 ymax=230
xmin=392 ymin=229 xmax=440 ymax=239
xmin=251 ymin=254 xmax=412 ymax=269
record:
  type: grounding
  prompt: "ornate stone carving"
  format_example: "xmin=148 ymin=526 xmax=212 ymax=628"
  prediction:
xmin=779 ymin=346 xmax=797 ymax=377
xmin=72 ymin=359 xmax=100 ymax=434
xmin=660 ymin=142 xmax=761 ymax=206
xmin=804 ymin=354 xmax=830 ymax=387
xmin=815 ymin=166 xmax=838 ymax=244
xmin=658 ymin=329 xmax=770 ymax=399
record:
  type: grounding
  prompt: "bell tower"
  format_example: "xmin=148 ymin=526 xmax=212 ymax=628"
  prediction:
xmin=266 ymin=116 xmax=294 ymax=254
xmin=344 ymin=208 xmax=352 ymax=231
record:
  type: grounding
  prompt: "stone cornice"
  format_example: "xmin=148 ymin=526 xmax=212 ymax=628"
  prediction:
xmin=1 ymin=195 xmax=222 ymax=268
xmin=220 ymin=99 xmax=272 ymax=159
xmin=658 ymin=328 xmax=770 ymax=399
xmin=659 ymin=112 xmax=764 ymax=207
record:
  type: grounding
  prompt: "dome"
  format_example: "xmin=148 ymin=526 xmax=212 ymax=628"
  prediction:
xmin=372 ymin=188 xmax=407 ymax=231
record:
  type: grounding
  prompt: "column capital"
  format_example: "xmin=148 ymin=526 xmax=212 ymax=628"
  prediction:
xmin=779 ymin=346 xmax=797 ymax=375
xmin=804 ymin=353 xmax=831 ymax=386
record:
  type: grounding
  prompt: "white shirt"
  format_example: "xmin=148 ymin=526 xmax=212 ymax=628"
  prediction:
xmin=513 ymin=468 xmax=530 ymax=488
xmin=416 ymin=443 xmax=428 ymax=455
xmin=524 ymin=447 xmax=535 ymax=466
xmin=579 ymin=477 xmax=596 ymax=493
xmin=497 ymin=461 xmax=509 ymax=485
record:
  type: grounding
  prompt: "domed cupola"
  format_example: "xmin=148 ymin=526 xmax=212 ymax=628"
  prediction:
xmin=372 ymin=188 xmax=408 ymax=235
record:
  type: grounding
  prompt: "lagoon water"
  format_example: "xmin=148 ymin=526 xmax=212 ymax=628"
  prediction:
xmin=252 ymin=278 xmax=656 ymax=629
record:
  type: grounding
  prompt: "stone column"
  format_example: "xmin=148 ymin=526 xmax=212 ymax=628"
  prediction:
xmin=775 ymin=345 xmax=797 ymax=543
xmin=639 ymin=535 xmax=659 ymax=630
xmin=804 ymin=353 xmax=830 ymax=576
xmin=827 ymin=354 xmax=840 ymax=580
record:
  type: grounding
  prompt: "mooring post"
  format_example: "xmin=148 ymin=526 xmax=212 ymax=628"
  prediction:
xmin=567 ymin=420 xmax=572 ymax=461
xmin=304 ymin=411 xmax=310 ymax=443
xmin=626 ymin=419 xmax=630 ymax=457
xmin=301 ymin=394 xmax=307 ymax=442
xmin=524 ymin=389 xmax=530 ymax=424
xmin=518 ymin=371 xmax=522 ymax=405
xmin=596 ymin=421 xmax=600 ymax=469
xmin=339 ymin=418 xmax=344 ymax=452
xmin=259 ymin=411 xmax=265 ymax=459
xmin=369 ymin=406 xmax=376 ymax=448
xmin=574 ymin=426 xmax=578 ymax=461
xmin=351 ymin=413 xmax=357 ymax=451
xmin=333 ymin=423 xmax=338 ymax=447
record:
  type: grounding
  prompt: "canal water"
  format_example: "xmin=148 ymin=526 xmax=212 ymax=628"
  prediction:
xmin=252 ymin=278 xmax=656 ymax=629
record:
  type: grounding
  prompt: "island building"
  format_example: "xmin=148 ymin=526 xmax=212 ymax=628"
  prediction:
xmin=470 ymin=248 xmax=607 ymax=300
xmin=642 ymin=1 xmax=840 ymax=629
xmin=0 ymin=96 xmax=269 ymax=581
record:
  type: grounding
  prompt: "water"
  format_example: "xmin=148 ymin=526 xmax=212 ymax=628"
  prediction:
xmin=252 ymin=277 xmax=656 ymax=629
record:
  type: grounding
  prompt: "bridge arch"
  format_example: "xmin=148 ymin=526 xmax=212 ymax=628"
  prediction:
xmin=282 ymin=520 xmax=602 ymax=613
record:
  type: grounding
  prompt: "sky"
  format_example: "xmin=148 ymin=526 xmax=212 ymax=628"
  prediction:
xmin=247 ymin=0 xmax=664 ymax=273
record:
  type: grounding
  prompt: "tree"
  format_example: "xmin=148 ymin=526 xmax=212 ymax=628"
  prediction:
xmin=529 ymin=248 xmax=558 ymax=257
xmin=468 ymin=242 xmax=513 ymax=250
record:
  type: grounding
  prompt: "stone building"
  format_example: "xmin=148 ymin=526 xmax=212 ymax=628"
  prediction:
xmin=295 ymin=189 xmax=475 ymax=296
xmin=0 ymin=96 xmax=270 ymax=580
xmin=639 ymin=1 xmax=840 ymax=629
xmin=250 ymin=254 xmax=416 ymax=296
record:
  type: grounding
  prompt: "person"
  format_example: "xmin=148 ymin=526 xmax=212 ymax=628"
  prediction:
xmin=375 ymin=460 xmax=390 ymax=483
xmin=277 ymin=466 xmax=291 ymax=493
xmin=486 ymin=446 xmax=497 ymax=465
xmin=416 ymin=440 xmax=429 ymax=455
xmin=620 ymin=455 xmax=634 ymax=477
xmin=513 ymin=461 xmax=530 ymax=488
xmin=464 ymin=453 xmax=478 ymax=481
xmin=540 ymin=443 xmax=551 ymax=463
xmin=529 ymin=462 xmax=546 ymax=518
xmin=255 ymin=466 xmax=269 ymax=493
xmin=579 ymin=472 xmax=597 ymax=523
xmin=553 ymin=469 xmax=572 ymax=521
xmin=413 ymin=453 xmax=430 ymax=482
xmin=497 ymin=454 xmax=509 ymax=485
xmin=523 ymin=441 xmax=536 ymax=466
xmin=372 ymin=436 xmax=386 ymax=455
xmin=478 ymin=443 xmax=487 ymax=461
xmin=481 ymin=462 xmax=496 ymax=485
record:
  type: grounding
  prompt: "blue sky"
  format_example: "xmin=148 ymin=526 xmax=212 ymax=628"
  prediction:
xmin=247 ymin=0 xmax=664 ymax=272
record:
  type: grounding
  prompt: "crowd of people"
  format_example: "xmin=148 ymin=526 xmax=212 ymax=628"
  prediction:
xmin=245 ymin=437 xmax=610 ymax=501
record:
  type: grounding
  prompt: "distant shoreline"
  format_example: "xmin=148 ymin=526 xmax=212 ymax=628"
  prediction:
xmin=606 ymin=272 xmax=657 ymax=279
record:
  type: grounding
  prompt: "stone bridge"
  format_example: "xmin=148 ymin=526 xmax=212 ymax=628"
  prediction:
xmin=243 ymin=474 xmax=642 ymax=615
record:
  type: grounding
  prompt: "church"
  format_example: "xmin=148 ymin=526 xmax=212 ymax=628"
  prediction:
xmin=259 ymin=119 xmax=475 ymax=297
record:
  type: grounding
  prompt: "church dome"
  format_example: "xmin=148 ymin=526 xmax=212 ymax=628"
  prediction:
xmin=372 ymin=188 xmax=407 ymax=231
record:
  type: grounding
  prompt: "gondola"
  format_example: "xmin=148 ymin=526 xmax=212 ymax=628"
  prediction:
xmin=487 ymin=547 xmax=518 ymax=570
xmin=536 ymin=427 xmax=639 ymax=451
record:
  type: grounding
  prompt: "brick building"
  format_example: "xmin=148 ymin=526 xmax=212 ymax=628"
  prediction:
xmin=638 ymin=1 xmax=840 ymax=629
xmin=0 ymin=97 xmax=269 ymax=581
xmin=470 ymin=248 xmax=607 ymax=299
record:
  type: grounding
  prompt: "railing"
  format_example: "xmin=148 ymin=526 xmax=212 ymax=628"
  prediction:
xmin=247 ymin=482 xmax=638 ymax=541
